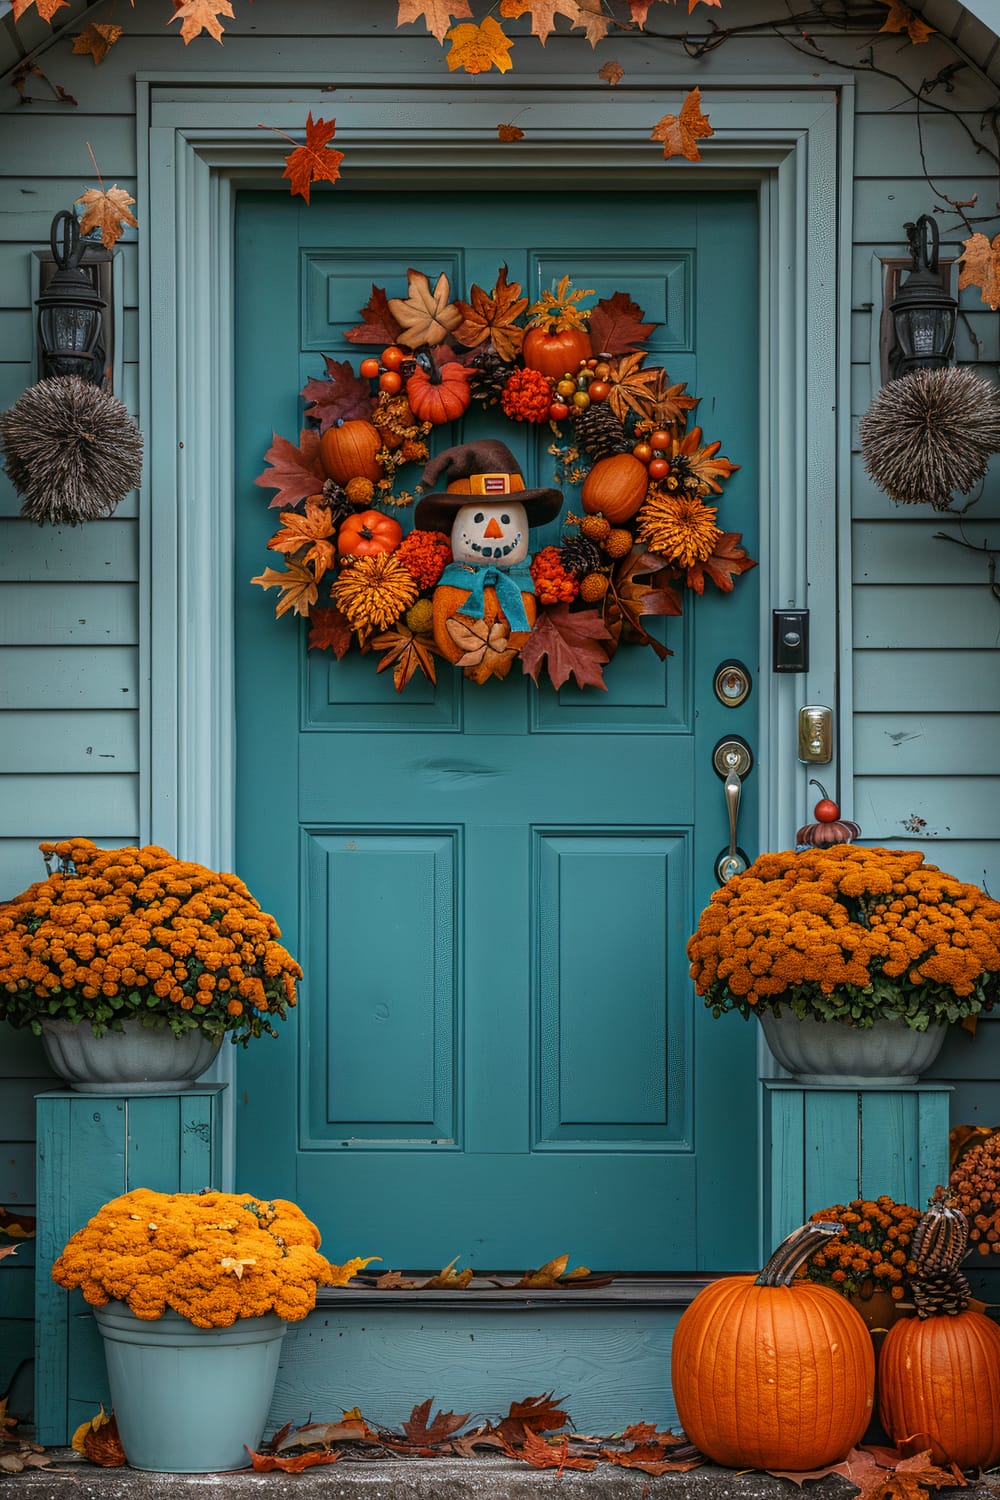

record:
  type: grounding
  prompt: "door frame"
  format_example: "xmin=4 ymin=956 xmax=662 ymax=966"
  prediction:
xmin=138 ymin=73 xmax=855 ymax=1183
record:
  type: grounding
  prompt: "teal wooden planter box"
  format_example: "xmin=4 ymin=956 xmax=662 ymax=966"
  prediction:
xmin=762 ymin=1081 xmax=952 ymax=1256
xmin=33 ymin=1086 xmax=224 ymax=1446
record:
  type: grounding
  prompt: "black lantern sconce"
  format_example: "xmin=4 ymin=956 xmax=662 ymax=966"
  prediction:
xmin=35 ymin=209 xmax=110 ymax=385
xmin=888 ymin=215 xmax=958 ymax=380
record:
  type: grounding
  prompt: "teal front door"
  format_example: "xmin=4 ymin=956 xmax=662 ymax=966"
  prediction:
xmin=234 ymin=187 xmax=760 ymax=1273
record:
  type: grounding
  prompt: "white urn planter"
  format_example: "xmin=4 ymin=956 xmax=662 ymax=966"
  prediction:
xmin=759 ymin=1010 xmax=948 ymax=1087
xmin=39 ymin=1017 xmax=221 ymax=1094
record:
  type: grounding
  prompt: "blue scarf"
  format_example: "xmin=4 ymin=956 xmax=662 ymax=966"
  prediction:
xmin=436 ymin=560 xmax=535 ymax=633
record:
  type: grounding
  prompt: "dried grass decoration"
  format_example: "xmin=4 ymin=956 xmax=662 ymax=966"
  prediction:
xmin=859 ymin=367 xmax=1000 ymax=510
xmin=0 ymin=375 xmax=143 ymax=525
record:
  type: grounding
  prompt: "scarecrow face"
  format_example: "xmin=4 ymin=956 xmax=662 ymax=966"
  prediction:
xmin=450 ymin=501 xmax=529 ymax=567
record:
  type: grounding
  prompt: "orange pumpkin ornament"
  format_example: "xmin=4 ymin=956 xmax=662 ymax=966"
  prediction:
xmin=405 ymin=363 xmax=473 ymax=425
xmin=879 ymin=1198 xmax=1000 ymax=1470
xmin=319 ymin=420 xmax=384 ymax=486
xmin=337 ymin=510 xmax=402 ymax=559
xmin=522 ymin=326 xmax=593 ymax=381
xmin=671 ymin=1222 xmax=875 ymax=1471
xmin=580 ymin=453 xmax=649 ymax=524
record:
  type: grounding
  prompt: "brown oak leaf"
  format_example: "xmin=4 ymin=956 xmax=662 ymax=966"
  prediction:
xmin=309 ymin=606 xmax=355 ymax=658
xmin=602 ymin=1442 xmax=701 ymax=1475
xmin=957 ymin=232 xmax=1000 ymax=310
xmin=250 ymin=561 xmax=319 ymax=619
xmin=497 ymin=1393 xmax=571 ymax=1438
xmin=279 ymin=113 xmax=344 ymax=204
xmin=72 ymin=23 xmax=122 ymax=63
xmin=169 ymin=0 xmax=234 ymax=44
xmin=445 ymin=17 xmax=514 ymax=74
xmin=71 ymin=1409 xmax=126 ymax=1468
xmin=589 ymin=291 xmax=656 ymax=357
xmin=389 ymin=269 xmax=463 ymax=348
xmin=267 ymin=499 xmax=336 ymax=582
xmin=650 ymin=87 xmax=714 ymax=162
xmin=300 ymin=357 xmax=374 ymax=430
xmin=876 ymin=0 xmax=934 ymax=43
xmin=520 ymin=605 xmax=612 ymax=690
xmin=598 ymin=59 xmax=624 ymax=84
xmin=454 ymin=264 xmax=528 ymax=361
xmin=396 ymin=0 xmax=474 ymax=44
xmin=249 ymin=1449 xmax=340 ymax=1472
xmin=503 ymin=1429 xmax=597 ymax=1472
xmin=497 ymin=122 xmax=526 ymax=142
xmin=398 ymin=1398 xmax=471 ymax=1448
xmin=373 ymin=624 xmax=440 ymax=691
xmin=515 ymin=1254 xmax=591 ymax=1288
xmin=344 ymin=285 xmax=404 ymax=346
xmin=75 ymin=186 xmax=138 ymax=250
xmin=421 ymin=1254 xmax=476 ymax=1288
xmin=685 ymin=531 xmax=756 ymax=594
xmin=607 ymin=546 xmax=682 ymax=658
xmin=254 ymin=429 xmax=326 ymax=510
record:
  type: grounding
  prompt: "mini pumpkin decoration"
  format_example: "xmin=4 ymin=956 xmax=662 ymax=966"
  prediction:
xmin=671 ymin=1221 xmax=875 ymax=1471
xmin=522 ymin=326 xmax=593 ymax=381
xmin=319 ymin=420 xmax=384 ymax=486
xmin=405 ymin=362 xmax=473 ymax=426
xmin=580 ymin=453 xmax=649 ymax=524
xmin=338 ymin=510 xmax=403 ymax=559
xmin=795 ymin=782 xmax=862 ymax=847
xmin=879 ymin=1197 xmax=1000 ymax=1470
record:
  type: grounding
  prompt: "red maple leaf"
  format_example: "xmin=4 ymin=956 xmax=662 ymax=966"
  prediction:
xmin=308 ymin=607 xmax=354 ymax=657
xmin=300 ymin=357 xmax=375 ymax=431
xmin=685 ymin=532 xmax=756 ymax=594
xmin=395 ymin=1399 xmax=470 ymax=1450
xmin=248 ymin=1449 xmax=340 ymax=1472
xmin=280 ymin=113 xmax=345 ymax=204
xmin=503 ymin=1429 xmax=597 ymax=1472
xmin=520 ymin=607 xmax=612 ymax=691
xmin=344 ymin=285 xmax=404 ymax=346
xmin=254 ymin=429 xmax=326 ymax=510
xmin=588 ymin=291 xmax=656 ymax=356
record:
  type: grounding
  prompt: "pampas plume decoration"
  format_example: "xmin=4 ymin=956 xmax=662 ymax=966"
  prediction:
xmin=859 ymin=367 xmax=1000 ymax=510
xmin=0 ymin=375 xmax=143 ymax=526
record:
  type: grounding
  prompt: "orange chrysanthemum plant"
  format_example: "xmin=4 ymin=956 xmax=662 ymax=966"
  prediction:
xmin=799 ymin=1197 xmax=921 ymax=1301
xmin=51 ymin=1188 xmax=376 ymax=1328
xmin=687 ymin=845 xmax=1000 ymax=1030
xmin=0 ymin=838 xmax=301 ymax=1044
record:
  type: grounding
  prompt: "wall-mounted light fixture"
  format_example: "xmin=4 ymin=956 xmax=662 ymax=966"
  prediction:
xmin=888 ymin=215 xmax=957 ymax=380
xmin=35 ymin=209 xmax=109 ymax=385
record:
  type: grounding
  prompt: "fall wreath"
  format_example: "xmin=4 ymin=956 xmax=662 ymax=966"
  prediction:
xmin=252 ymin=265 xmax=756 ymax=691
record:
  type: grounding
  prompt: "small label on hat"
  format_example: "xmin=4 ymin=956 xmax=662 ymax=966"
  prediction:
xmin=468 ymin=473 xmax=525 ymax=495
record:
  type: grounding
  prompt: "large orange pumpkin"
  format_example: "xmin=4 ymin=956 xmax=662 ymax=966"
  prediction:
xmin=580 ymin=453 xmax=649 ymax=523
xmin=671 ymin=1222 xmax=875 ymax=1471
xmin=878 ymin=1199 xmax=1000 ymax=1470
xmin=405 ymin=363 xmax=472 ymax=425
xmin=319 ymin=420 xmax=384 ymax=485
xmin=522 ymin=326 xmax=593 ymax=381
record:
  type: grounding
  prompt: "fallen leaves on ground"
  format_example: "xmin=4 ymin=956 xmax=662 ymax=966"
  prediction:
xmin=71 ymin=1409 xmax=126 ymax=1468
xmin=515 ymin=1253 xmax=590 ymax=1288
xmin=1 ymin=1397 xmax=57 ymax=1474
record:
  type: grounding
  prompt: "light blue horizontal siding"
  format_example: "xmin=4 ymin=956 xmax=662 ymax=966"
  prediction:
xmin=0 ymin=710 xmax=139 ymax=772
xmin=855 ymin=713 xmax=1000 ymax=776
xmin=0 ymin=521 xmax=138 ymax=580
xmin=0 ymin=646 xmax=138 ymax=708
xmin=0 ymin=772 xmax=139 ymax=837
xmin=0 ymin=583 xmax=138 ymax=644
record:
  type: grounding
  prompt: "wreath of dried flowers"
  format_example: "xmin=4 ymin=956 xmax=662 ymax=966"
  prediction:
xmin=251 ymin=265 xmax=755 ymax=692
xmin=798 ymin=1197 xmax=922 ymax=1301
xmin=687 ymin=844 xmax=1000 ymax=1030
xmin=0 ymin=838 xmax=300 ymax=1043
xmin=51 ymin=1188 xmax=374 ymax=1328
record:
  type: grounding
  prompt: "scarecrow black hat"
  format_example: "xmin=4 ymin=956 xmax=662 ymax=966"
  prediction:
xmin=414 ymin=440 xmax=563 ymax=533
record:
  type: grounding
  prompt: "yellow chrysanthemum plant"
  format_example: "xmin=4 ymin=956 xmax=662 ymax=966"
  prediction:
xmin=687 ymin=844 xmax=1000 ymax=1030
xmin=0 ymin=837 xmax=301 ymax=1043
xmin=51 ymin=1188 xmax=376 ymax=1328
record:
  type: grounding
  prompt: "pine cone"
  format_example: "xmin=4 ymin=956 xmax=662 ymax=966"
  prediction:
xmin=573 ymin=401 xmax=631 ymax=460
xmin=322 ymin=478 xmax=355 ymax=528
xmin=470 ymin=346 xmax=513 ymax=406
xmin=560 ymin=535 xmax=604 ymax=579
xmin=911 ymin=1268 xmax=971 ymax=1318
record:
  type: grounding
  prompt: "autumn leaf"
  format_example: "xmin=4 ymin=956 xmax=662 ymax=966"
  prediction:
xmin=250 ymin=561 xmax=319 ymax=619
xmin=169 ymin=0 xmax=234 ymax=44
xmin=72 ymin=1408 xmax=126 ymax=1468
xmin=445 ymin=16 xmax=515 ymax=75
xmin=876 ymin=0 xmax=934 ymax=43
xmin=958 ymin=232 xmax=1000 ymax=310
xmin=497 ymin=122 xmax=525 ymax=142
xmin=520 ymin=605 xmax=612 ymax=691
xmin=685 ymin=531 xmax=756 ymax=594
xmin=268 ymin=499 xmax=336 ymax=581
xmin=0 ymin=1246 xmax=17 ymax=1264
xmin=454 ymin=264 xmax=528 ymax=362
xmin=326 ymin=1255 xmax=381 ymax=1286
xmin=598 ymin=59 xmax=624 ymax=84
xmin=669 ymin=425 xmax=739 ymax=493
xmin=308 ymin=607 xmax=354 ymax=657
xmin=398 ymin=1398 xmax=471 ymax=1448
xmin=628 ymin=0 xmax=653 ymax=22
xmin=605 ymin=352 xmax=661 ymax=422
xmin=603 ymin=1443 xmax=703 ymax=1475
xmin=504 ymin=1429 xmax=597 ymax=1472
xmin=372 ymin=1270 xmax=423 ymax=1289
xmin=72 ymin=23 xmax=122 ymax=63
xmin=648 ymin=375 xmax=699 ymax=429
xmin=300 ymin=357 xmax=374 ymax=430
xmin=421 ymin=1254 xmax=475 ymax=1288
xmin=499 ymin=0 xmax=589 ymax=46
xmin=373 ymin=624 xmax=440 ymax=691
xmin=0 ymin=1206 xmax=35 ymax=1239
xmin=607 ymin=546 xmax=681 ymax=658
xmin=389 ymin=269 xmax=463 ymax=348
xmin=277 ymin=1412 xmax=380 ymax=1450
xmin=11 ymin=0 xmax=68 ymax=21
xmin=277 ymin=113 xmax=345 ymax=204
xmin=516 ymin=1254 xmax=591 ymax=1288
xmin=396 ymin=0 xmax=473 ymax=44
xmin=527 ymin=272 xmax=595 ymax=332
xmin=588 ymin=291 xmax=656 ymax=357
xmin=249 ymin=1449 xmax=340 ymax=1472
xmin=650 ymin=87 xmax=714 ymax=162
xmin=344 ymin=285 xmax=404 ymax=346
xmin=75 ymin=186 xmax=138 ymax=250
xmin=219 ymin=1255 xmax=257 ymax=1278
xmin=254 ymin=429 xmax=326 ymax=510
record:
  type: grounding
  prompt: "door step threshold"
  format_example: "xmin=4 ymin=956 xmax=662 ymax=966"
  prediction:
xmin=318 ymin=1274 xmax=721 ymax=1311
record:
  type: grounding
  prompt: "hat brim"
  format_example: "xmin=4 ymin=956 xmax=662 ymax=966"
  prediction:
xmin=414 ymin=487 xmax=563 ymax=533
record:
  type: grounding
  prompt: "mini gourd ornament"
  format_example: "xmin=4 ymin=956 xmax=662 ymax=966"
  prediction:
xmin=671 ymin=1221 xmax=875 ymax=1471
xmin=796 ymin=781 xmax=862 ymax=848
xmin=879 ymin=1196 xmax=1000 ymax=1470
xmin=414 ymin=440 xmax=563 ymax=677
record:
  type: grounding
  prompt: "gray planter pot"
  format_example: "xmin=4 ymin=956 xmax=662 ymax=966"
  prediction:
xmin=759 ymin=1009 xmax=947 ymax=1086
xmin=39 ymin=1017 xmax=221 ymax=1094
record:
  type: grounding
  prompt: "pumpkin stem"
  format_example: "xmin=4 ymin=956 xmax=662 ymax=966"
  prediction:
xmin=809 ymin=779 xmax=829 ymax=800
xmin=755 ymin=1221 xmax=842 ymax=1287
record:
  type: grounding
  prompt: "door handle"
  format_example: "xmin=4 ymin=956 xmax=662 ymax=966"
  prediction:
xmin=712 ymin=736 xmax=753 ymax=885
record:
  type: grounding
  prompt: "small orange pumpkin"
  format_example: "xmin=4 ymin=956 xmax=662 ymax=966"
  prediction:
xmin=523 ymin=327 xmax=593 ymax=381
xmin=671 ymin=1222 xmax=874 ymax=1471
xmin=432 ymin=583 xmax=536 ymax=665
xmin=319 ymin=420 xmax=384 ymax=486
xmin=580 ymin=453 xmax=649 ymax=523
xmin=338 ymin=510 xmax=403 ymax=559
xmin=405 ymin=363 xmax=473 ymax=425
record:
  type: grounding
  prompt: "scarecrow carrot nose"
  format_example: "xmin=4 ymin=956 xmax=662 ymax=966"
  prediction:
xmin=484 ymin=517 xmax=504 ymax=538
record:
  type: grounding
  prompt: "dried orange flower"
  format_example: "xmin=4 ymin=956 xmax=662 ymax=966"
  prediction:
xmin=799 ymin=1197 xmax=921 ymax=1299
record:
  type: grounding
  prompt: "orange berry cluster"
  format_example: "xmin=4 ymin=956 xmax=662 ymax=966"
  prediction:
xmin=800 ymin=1197 xmax=921 ymax=1299
xmin=395 ymin=528 xmax=453 ymax=589
xmin=530 ymin=546 xmax=579 ymax=605
xmin=949 ymin=1132 xmax=1000 ymax=1255
xmin=500 ymin=366 xmax=555 ymax=424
